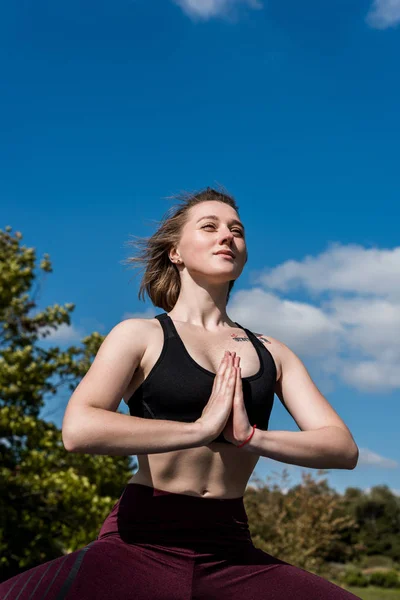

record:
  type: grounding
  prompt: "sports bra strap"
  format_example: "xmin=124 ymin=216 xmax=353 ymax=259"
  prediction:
xmin=235 ymin=322 xmax=270 ymax=355
xmin=156 ymin=314 xmax=264 ymax=348
xmin=154 ymin=313 xmax=176 ymax=339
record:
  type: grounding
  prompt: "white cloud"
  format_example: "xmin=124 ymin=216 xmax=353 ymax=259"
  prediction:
xmin=229 ymin=288 xmax=343 ymax=357
xmin=357 ymin=448 xmax=398 ymax=468
xmin=229 ymin=243 xmax=400 ymax=392
xmin=366 ymin=0 xmax=400 ymax=29
xmin=41 ymin=323 xmax=83 ymax=344
xmin=341 ymin=357 xmax=400 ymax=391
xmin=39 ymin=318 xmax=106 ymax=344
xmin=329 ymin=296 xmax=400 ymax=392
xmin=254 ymin=243 xmax=400 ymax=300
xmin=172 ymin=0 xmax=262 ymax=21
xmin=122 ymin=307 xmax=157 ymax=320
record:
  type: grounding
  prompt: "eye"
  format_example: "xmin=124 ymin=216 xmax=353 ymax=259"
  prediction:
xmin=202 ymin=224 xmax=244 ymax=236
xmin=201 ymin=223 xmax=216 ymax=229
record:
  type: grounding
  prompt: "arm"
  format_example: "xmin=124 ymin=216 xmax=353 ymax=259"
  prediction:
xmin=242 ymin=339 xmax=359 ymax=470
xmin=62 ymin=319 xmax=203 ymax=455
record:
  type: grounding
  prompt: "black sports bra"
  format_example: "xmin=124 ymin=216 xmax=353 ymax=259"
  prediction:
xmin=128 ymin=313 xmax=277 ymax=444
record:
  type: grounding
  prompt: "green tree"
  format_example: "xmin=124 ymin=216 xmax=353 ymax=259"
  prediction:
xmin=0 ymin=226 xmax=133 ymax=580
xmin=244 ymin=469 xmax=359 ymax=573
xmin=349 ymin=485 xmax=400 ymax=561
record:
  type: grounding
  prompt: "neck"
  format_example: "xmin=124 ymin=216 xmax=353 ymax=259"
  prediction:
xmin=167 ymin=281 xmax=235 ymax=330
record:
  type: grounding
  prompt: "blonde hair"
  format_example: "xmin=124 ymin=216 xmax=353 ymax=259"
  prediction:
xmin=124 ymin=186 xmax=246 ymax=312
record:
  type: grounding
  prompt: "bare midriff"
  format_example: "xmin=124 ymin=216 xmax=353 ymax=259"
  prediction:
xmin=123 ymin=317 xmax=281 ymax=500
xmin=126 ymin=445 xmax=261 ymax=499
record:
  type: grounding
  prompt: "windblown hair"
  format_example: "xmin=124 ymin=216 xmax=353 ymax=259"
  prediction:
xmin=124 ymin=186 xmax=245 ymax=312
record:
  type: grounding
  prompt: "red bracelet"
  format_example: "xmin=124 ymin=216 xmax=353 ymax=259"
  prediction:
xmin=237 ymin=424 xmax=257 ymax=448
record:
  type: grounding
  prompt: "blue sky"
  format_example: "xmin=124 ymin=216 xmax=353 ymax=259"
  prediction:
xmin=1 ymin=0 xmax=400 ymax=497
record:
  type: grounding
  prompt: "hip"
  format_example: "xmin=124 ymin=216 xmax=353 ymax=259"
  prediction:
xmin=98 ymin=482 xmax=253 ymax=553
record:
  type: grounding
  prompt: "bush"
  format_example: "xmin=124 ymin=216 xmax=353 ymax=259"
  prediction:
xmin=369 ymin=570 xmax=400 ymax=588
xmin=342 ymin=570 xmax=369 ymax=588
xmin=320 ymin=562 xmax=346 ymax=580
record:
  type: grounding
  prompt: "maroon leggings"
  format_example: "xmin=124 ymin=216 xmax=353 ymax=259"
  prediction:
xmin=1 ymin=483 xmax=361 ymax=599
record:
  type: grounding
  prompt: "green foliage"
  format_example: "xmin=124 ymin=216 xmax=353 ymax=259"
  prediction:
xmin=343 ymin=485 xmax=400 ymax=562
xmin=246 ymin=466 xmax=400 ymax=576
xmin=369 ymin=571 xmax=400 ymax=589
xmin=354 ymin=486 xmax=400 ymax=561
xmin=245 ymin=469 xmax=359 ymax=572
xmin=342 ymin=569 xmax=369 ymax=588
xmin=0 ymin=227 xmax=132 ymax=580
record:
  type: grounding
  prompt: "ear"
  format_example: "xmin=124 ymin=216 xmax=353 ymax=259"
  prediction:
xmin=169 ymin=247 xmax=181 ymax=264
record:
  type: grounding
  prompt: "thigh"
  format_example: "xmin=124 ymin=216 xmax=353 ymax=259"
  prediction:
xmin=192 ymin=545 xmax=362 ymax=600
xmin=0 ymin=536 xmax=194 ymax=600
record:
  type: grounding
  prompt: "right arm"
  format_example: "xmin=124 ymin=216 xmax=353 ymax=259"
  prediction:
xmin=61 ymin=319 xmax=205 ymax=455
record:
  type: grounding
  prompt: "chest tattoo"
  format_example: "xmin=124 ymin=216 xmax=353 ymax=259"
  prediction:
xmin=231 ymin=333 xmax=271 ymax=344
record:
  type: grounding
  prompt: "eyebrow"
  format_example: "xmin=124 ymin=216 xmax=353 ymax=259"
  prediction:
xmin=196 ymin=214 xmax=245 ymax=233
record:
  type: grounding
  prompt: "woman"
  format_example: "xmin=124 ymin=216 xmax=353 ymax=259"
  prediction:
xmin=1 ymin=187 xmax=361 ymax=599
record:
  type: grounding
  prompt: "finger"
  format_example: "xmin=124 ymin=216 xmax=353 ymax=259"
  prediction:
xmin=220 ymin=352 xmax=229 ymax=371
xmin=212 ymin=352 xmax=228 ymax=388
xmin=227 ymin=356 xmax=236 ymax=387
xmin=219 ymin=351 xmax=229 ymax=371
xmin=213 ymin=354 xmax=228 ymax=393
xmin=234 ymin=366 xmax=243 ymax=399
xmin=219 ymin=355 xmax=232 ymax=387
xmin=221 ymin=359 xmax=235 ymax=396
xmin=226 ymin=366 xmax=236 ymax=393
xmin=215 ymin=352 xmax=233 ymax=394
xmin=216 ymin=367 xmax=228 ymax=397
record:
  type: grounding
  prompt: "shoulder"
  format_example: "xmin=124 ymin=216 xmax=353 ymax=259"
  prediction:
xmin=109 ymin=316 xmax=156 ymax=336
xmin=253 ymin=332 xmax=312 ymax=384
xmin=252 ymin=331 xmax=291 ymax=383
xmin=103 ymin=316 xmax=161 ymax=354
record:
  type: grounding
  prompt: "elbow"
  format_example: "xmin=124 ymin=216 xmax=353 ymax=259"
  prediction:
xmin=62 ymin=426 xmax=81 ymax=453
xmin=62 ymin=431 xmax=75 ymax=452
xmin=62 ymin=408 xmax=90 ymax=453
xmin=345 ymin=444 xmax=359 ymax=470
xmin=62 ymin=410 xmax=76 ymax=451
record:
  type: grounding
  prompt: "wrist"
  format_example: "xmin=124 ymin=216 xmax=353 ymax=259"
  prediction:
xmin=192 ymin=420 xmax=214 ymax=446
xmin=239 ymin=426 xmax=260 ymax=452
xmin=236 ymin=424 xmax=257 ymax=449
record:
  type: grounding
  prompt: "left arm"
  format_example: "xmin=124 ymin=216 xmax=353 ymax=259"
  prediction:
xmin=242 ymin=338 xmax=359 ymax=470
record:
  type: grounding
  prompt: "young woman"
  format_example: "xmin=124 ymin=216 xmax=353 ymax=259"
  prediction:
xmin=1 ymin=187 xmax=360 ymax=599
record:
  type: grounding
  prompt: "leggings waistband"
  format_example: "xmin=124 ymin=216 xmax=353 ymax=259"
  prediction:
xmin=98 ymin=483 xmax=252 ymax=550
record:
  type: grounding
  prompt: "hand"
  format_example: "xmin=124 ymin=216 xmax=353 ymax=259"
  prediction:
xmin=195 ymin=351 xmax=237 ymax=444
xmin=222 ymin=353 xmax=254 ymax=446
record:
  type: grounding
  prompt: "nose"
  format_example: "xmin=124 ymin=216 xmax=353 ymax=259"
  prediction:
xmin=218 ymin=226 xmax=234 ymax=245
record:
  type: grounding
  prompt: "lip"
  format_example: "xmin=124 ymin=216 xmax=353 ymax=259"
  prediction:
xmin=215 ymin=250 xmax=235 ymax=258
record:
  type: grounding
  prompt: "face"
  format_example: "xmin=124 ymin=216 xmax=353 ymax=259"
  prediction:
xmin=170 ymin=200 xmax=247 ymax=284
